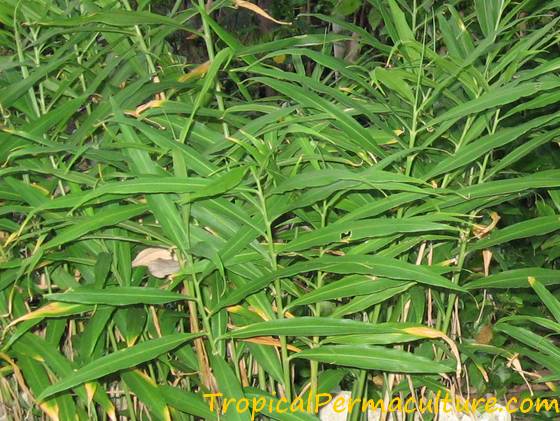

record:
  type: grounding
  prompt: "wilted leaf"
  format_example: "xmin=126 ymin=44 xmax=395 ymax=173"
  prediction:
xmin=131 ymin=247 xmax=180 ymax=278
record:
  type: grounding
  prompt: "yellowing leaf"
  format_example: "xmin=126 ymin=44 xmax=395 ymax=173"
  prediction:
xmin=7 ymin=302 xmax=89 ymax=328
xmin=85 ymin=383 xmax=116 ymax=420
xmin=473 ymin=361 xmax=489 ymax=382
xmin=31 ymin=182 xmax=50 ymax=196
xmin=240 ymin=336 xmax=301 ymax=352
xmin=39 ymin=401 xmax=59 ymax=421
xmin=227 ymin=304 xmax=272 ymax=321
xmin=403 ymin=326 xmax=461 ymax=375
xmin=403 ymin=326 xmax=441 ymax=339
xmin=178 ymin=61 xmax=211 ymax=82
xmin=84 ymin=383 xmax=96 ymax=404
xmin=131 ymin=370 xmax=172 ymax=421
xmin=273 ymin=54 xmax=286 ymax=64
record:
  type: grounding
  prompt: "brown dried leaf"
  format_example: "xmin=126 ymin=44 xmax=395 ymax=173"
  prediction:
xmin=482 ymin=249 xmax=493 ymax=276
xmin=475 ymin=324 xmax=493 ymax=345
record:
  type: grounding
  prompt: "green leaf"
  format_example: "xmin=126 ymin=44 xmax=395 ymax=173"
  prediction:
xmin=224 ymin=318 xmax=418 ymax=338
xmin=209 ymin=355 xmax=250 ymax=421
xmin=374 ymin=68 xmax=415 ymax=103
xmin=122 ymin=370 xmax=170 ymax=421
xmin=36 ymin=10 xmax=187 ymax=28
xmin=470 ymin=216 xmax=560 ymax=251
xmin=486 ymin=130 xmax=559 ymax=177
xmin=334 ymin=0 xmax=361 ymax=16
xmin=331 ymin=283 xmax=413 ymax=317
xmin=291 ymin=345 xmax=454 ymax=373
xmin=179 ymin=47 xmax=232 ymax=142
xmin=273 ymin=168 xmax=425 ymax=194
xmin=282 ymin=217 xmax=454 ymax=252
xmin=286 ymin=276 xmax=410 ymax=309
xmin=529 ymin=277 xmax=560 ymax=324
xmin=213 ymin=255 xmax=464 ymax=312
xmin=0 ymin=54 xmax=71 ymax=107
xmin=243 ymin=388 xmax=319 ymax=421
xmin=38 ymin=333 xmax=203 ymax=401
xmin=494 ymin=323 xmax=560 ymax=359
xmin=161 ymin=386 xmax=218 ymax=420
xmin=475 ymin=0 xmax=503 ymax=37
xmin=466 ymin=268 xmax=560 ymax=289
xmin=428 ymin=82 xmax=560 ymax=127
xmin=44 ymin=204 xmax=148 ymax=250
xmin=46 ymin=286 xmax=192 ymax=305
xmin=253 ymin=77 xmax=386 ymax=158
xmin=385 ymin=0 xmax=419 ymax=64
xmin=425 ymin=113 xmax=560 ymax=179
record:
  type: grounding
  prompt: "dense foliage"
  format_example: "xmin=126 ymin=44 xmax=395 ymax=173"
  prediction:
xmin=1 ymin=0 xmax=560 ymax=419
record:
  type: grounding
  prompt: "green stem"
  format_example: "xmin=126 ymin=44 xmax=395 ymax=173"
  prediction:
xmin=348 ymin=306 xmax=380 ymax=421
xmin=197 ymin=0 xmax=230 ymax=138
xmin=309 ymin=204 xmax=328 ymax=412
xmin=122 ymin=0 xmax=157 ymax=75
xmin=441 ymin=108 xmax=500 ymax=334
xmin=440 ymin=232 xmax=468 ymax=334
xmin=13 ymin=4 xmax=40 ymax=119
xmin=255 ymin=171 xmax=291 ymax=398
xmin=108 ymin=327 xmax=137 ymax=421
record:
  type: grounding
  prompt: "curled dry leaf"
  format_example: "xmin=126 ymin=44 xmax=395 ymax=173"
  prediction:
xmin=474 ymin=361 xmax=490 ymax=382
xmin=125 ymin=76 xmax=165 ymax=117
xmin=125 ymin=99 xmax=165 ymax=118
xmin=234 ymin=0 xmax=291 ymax=25
xmin=132 ymin=247 xmax=180 ymax=278
xmin=472 ymin=211 xmax=501 ymax=239
xmin=507 ymin=353 xmax=533 ymax=395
